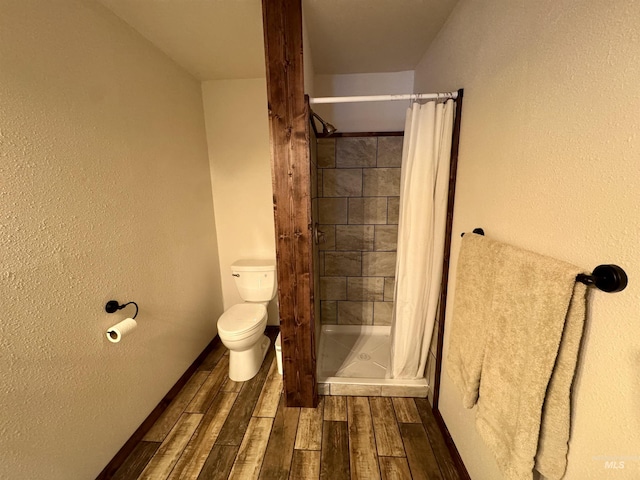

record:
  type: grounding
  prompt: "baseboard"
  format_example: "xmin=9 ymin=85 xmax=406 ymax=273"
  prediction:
xmin=265 ymin=325 xmax=280 ymax=334
xmin=433 ymin=406 xmax=472 ymax=480
xmin=96 ymin=335 xmax=222 ymax=479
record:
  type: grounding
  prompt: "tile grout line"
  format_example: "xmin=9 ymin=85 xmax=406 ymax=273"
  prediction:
xmin=366 ymin=397 xmax=384 ymax=479
xmin=119 ymin=380 xmax=457 ymax=479
xmin=253 ymin=419 xmax=273 ymax=480
xmin=162 ymin=414 xmax=204 ymax=480
xmin=138 ymin=412 xmax=204 ymax=480
xmin=142 ymin=370 xmax=210 ymax=443
xmin=286 ymin=399 xmax=302 ymax=479
xmin=397 ymin=421 xmax=413 ymax=478
xmin=171 ymin=381 xmax=240 ymax=479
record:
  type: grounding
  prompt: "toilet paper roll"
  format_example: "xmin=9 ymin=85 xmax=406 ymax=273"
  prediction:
xmin=106 ymin=318 xmax=137 ymax=343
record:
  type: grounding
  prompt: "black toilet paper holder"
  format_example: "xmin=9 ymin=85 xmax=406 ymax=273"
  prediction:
xmin=105 ymin=300 xmax=139 ymax=319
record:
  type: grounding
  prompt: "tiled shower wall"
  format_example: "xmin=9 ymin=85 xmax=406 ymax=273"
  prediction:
xmin=316 ymin=136 xmax=402 ymax=325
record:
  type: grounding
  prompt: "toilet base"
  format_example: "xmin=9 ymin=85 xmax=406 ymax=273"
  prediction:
xmin=228 ymin=335 xmax=270 ymax=382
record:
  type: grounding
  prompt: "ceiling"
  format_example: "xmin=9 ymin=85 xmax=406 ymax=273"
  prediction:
xmin=97 ymin=0 xmax=458 ymax=81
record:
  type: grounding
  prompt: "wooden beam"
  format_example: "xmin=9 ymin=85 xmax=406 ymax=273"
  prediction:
xmin=261 ymin=0 xmax=317 ymax=408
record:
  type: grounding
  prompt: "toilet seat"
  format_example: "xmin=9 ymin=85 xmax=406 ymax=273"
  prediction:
xmin=218 ymin=303 xmax=267 ymax=338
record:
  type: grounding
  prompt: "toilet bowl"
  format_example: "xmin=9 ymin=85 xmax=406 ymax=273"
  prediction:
xmin=218 ymin=303 xmax=270 ymax=381
xmin=216 ymin=259 xmax=277 ymax=382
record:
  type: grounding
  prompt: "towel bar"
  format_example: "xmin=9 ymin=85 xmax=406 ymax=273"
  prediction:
xmin=460 ymin=228 xmax=628 ymax=293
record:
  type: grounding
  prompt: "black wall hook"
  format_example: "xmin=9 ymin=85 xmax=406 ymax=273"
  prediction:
xmin=105 ymin=300 xmax=139 ymax=319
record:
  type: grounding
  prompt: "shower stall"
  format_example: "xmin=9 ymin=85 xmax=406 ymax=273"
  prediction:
xmin=309 ymin=93 xmax=460 ymax=401
xmin=311 ymin=133 xmax=430 ymax=397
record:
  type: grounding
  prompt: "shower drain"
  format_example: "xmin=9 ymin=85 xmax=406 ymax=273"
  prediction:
xmin=358 ymin=353 xmax=371 ymax=361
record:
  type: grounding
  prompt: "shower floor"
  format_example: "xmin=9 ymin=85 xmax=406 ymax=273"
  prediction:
xmin=317 ymin=325 xmax=429 ymax=397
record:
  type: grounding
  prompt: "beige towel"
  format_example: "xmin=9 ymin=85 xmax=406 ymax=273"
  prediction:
xmin=447 ymin=234 xmax=587 ymax=480
xmin=447 ymin=233 xmax=503 ymax=408
xmin=534 ymin=282 xmax=586 ymax=479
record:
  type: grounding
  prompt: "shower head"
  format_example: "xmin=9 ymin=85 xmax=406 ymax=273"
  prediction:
xmin=311 ymin=111 xmax=337 ymax=136
xmin=322 ymin=120 xmax=337 ymax=135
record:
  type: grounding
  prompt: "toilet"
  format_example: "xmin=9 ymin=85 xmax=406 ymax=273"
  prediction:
xmin=217 ymin=259 xmax=277 ymax=381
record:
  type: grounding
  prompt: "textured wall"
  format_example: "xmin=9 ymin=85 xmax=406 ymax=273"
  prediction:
xmin=0 ymin=1 xmax=223 ymax=478
xmin=201 ymin=79 xmax=279 ymax=324
xmin=414 ymin=1 xmax=640 ymax=478
xmin=313 ymin=71 xmax=414 ymax=132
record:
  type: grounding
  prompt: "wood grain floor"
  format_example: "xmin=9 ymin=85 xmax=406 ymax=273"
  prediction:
xmin=110 ymin=333 xmax=460 ymax=480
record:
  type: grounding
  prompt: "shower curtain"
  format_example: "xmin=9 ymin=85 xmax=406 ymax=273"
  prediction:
xmin=388 ymin=99 xmax=455 ymax=379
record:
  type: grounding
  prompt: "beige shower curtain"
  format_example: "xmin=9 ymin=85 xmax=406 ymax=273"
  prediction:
xmin=388 ymin=99 xmax=454 ymax=379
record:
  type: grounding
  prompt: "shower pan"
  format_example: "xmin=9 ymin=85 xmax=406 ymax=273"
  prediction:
xmin=317 ymin=324 xmax=429 ymax=397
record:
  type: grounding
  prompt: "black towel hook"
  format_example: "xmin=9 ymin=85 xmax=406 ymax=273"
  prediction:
xmin=460 ymin=228 xmax=628 ymax=293
xmin=105 ymin=300 xmax=139 ymax=319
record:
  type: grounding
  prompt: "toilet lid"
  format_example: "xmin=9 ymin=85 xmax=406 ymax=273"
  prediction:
xmin=218 ymin=303 xmax=267 ymax=337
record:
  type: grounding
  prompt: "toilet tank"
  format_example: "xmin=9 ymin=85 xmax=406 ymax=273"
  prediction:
xmin=231 ymin=259 xmax=277 ymax=302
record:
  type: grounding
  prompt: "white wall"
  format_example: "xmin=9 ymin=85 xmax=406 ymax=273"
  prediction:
xmin=414 ymin=1 xmax=640 ymax=478
xmin=313 ymin=71 xmax=414 ymax=132
xmin=202 ymin=79 xmax=279 ymax=324
xmin=0 ymin=1 xmax=223 ymax=478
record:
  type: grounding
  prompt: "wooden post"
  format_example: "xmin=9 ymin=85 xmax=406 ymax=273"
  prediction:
xmin=262 ymin=0 xmax=317 ymax=408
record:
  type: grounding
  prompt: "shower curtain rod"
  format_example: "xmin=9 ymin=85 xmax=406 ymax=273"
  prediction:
xmin=308 ymin=91 xmax=458 ymax=105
